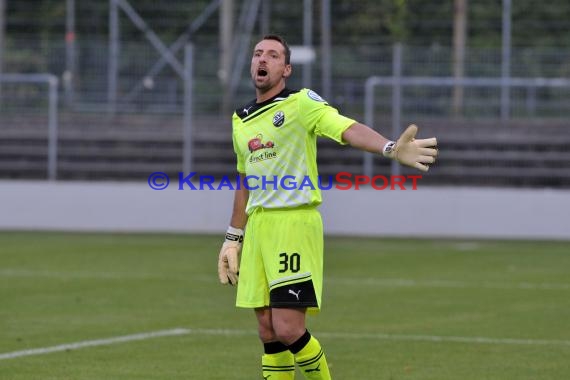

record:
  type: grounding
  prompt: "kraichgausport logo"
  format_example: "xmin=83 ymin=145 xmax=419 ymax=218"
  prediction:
xmin=147 ymin=172 xmax=422 ymax=191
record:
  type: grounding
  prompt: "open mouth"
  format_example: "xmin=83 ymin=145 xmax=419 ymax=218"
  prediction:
xmin=257 ymin=69 xmax=268 ymax=77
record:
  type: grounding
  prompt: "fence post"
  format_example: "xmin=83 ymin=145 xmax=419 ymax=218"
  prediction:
xmin=391 ymin=43 xmax=403 ymax=176
xmin=501 ymin=0 xmax=512 ymax=121
xmin=363 ymin=77 xmax=376 ymax=178
xmin=47 ymin=75 xmax=59 ymax=181
xmin=183 ymin=43 xmax=194 ymax=175
xmin=108 ymin=0 xmax=119 ymax=115
xmin=64 ymin=0 xmax=76 ymax=108
xmin=302 ymin=0 xmax=313 ymax=88
xmin=320 ymin=0 xmax=331 ymax=100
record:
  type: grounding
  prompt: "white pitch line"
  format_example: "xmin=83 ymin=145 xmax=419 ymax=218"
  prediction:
xmin=317 ymin=331 xmax=570 ymax=347
xmin=2 ymin=328 xmax=569 ymax=361
xmin=0 ymin=269 xmax=160 ymax=280
xmin=0 ymin=328 xmax=189 ymax=361
xmin=327 ymin=277 xmax=570 ymax=290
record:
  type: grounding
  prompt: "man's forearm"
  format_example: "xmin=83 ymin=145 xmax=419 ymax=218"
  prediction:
xmin=219 ymin=180 xmax=247 ymax=286
xmin=341 ymin=122 xmax=391 ymax=154
xmin=230 ymin=179 xmax=249 ymax=229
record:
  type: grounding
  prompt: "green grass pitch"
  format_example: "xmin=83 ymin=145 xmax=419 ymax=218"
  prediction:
xmin=0 ymin=232 xmax=569 ymax=379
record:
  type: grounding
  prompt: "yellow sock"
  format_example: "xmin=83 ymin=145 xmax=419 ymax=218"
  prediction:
xmin=289 ymin=331 xmax=331 ymax=380
xmin=262 ymin=342 xmax=295 ymax=379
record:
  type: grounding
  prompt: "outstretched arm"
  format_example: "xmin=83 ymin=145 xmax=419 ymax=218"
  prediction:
xmin=342 ymin=122 xmax=391 ymax=154
xmin=342 ymin=122 xmax=438 ymax=172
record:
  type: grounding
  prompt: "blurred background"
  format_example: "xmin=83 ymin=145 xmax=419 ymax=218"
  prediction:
xmin=1 ymin=0 xmax=569 ymax=188
xmin=1 ymin=4 xmax=569 ymax=378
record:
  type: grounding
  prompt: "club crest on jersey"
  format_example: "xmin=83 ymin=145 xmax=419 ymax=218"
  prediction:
xmin=248 ymin=133 xmax=274 ymax=153
xmin=273 ymin=111 xmax=285 ymax=127
xmin=307 ymin=90 xmax=325 ymax=102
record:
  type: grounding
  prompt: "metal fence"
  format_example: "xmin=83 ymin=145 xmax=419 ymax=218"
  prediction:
xmin=4 ymin=39 xmax=570 ymax=118
xmin=2 ymin=1 xmax=570 ymax=186
xmin=2 ymin=62 xmax=570 ymax=186
xmin=364 ymin=73 xmax=570 ymax=177
xmin=0 ymin=73 xmax=59 ymax=180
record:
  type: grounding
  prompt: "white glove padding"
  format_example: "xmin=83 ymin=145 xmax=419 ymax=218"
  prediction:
xmin=218 ymin=226 xmax=244 ymax=285
xmin=383 ymin=124 xmax=438 ymax=172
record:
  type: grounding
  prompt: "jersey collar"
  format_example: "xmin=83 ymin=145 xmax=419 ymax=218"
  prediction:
xmin=236 ymin=88 xmax=298 ymax=119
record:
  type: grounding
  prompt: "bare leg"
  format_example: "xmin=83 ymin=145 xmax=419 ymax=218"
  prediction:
xmin=256 ymin=307 xmax=297 ymax=379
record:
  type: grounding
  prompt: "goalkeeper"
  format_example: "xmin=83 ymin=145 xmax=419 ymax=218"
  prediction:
xmin=218 ymin=34 xmax=437 ymax=380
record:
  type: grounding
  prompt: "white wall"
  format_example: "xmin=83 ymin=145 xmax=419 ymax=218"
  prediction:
xmin=1 ymin=180 xmax=569 ymax=240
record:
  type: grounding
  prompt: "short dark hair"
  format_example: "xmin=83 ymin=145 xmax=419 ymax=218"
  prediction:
xmin=262 ymin=34 xmax=291 ymax=64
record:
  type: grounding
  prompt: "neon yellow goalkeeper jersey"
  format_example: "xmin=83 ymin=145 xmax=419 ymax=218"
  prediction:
xmin=232 ymin=88 xmax=356 ymax=214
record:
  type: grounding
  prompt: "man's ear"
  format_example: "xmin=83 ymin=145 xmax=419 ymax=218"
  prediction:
xmin=283 ymin=64 xmax=292 ymax=78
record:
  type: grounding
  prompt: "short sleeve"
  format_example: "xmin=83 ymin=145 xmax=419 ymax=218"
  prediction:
xmin=298 ymin=89 xmax=356 ymax=144
xmin=232 ymin=114 xmax=246 ymax=173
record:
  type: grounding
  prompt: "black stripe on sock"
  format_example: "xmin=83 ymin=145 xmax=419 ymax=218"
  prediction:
xmin=262 ymin=366 xmax=296 ymax=372
xmin=264 ymin=341 xmax=289 ymax=354
xmin=288 ymin=330 xmax=311 ymax=354
xmin=297 ymin=349 xmax=324 ymax=367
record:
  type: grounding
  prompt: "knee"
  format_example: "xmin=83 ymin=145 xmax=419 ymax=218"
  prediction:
xmin=273 ymin=325 xmax=305 ymax=346
xmin=257 ymin=318 xmax=304 ymax=344
xmin=271 ymin=309 xmax=307 ymax=345
xmin=255 ymin=308 xmax=277 ymax=343
xmin=257 ymin=316 xmax=277 ymax=343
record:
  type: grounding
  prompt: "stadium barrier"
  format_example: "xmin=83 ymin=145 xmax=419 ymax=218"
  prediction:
xmin=1 ymin=181 xmax=569 ymax=240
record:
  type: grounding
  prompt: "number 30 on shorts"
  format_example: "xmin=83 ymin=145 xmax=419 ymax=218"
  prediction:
xmin=278 ymin=252 xmax=301 ymax=273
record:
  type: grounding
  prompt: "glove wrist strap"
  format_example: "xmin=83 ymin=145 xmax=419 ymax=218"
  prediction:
xmin=225 ymin=226 xmax=244 ymax=242
xmin=382 ymin=140 xmax=396 ymax=158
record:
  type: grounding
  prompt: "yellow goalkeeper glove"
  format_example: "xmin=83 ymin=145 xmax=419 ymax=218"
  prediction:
xmin=382 ymin=124 xmax=438 ymax=172
xmin=217 ymin=226 xmax=244 ymax=285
